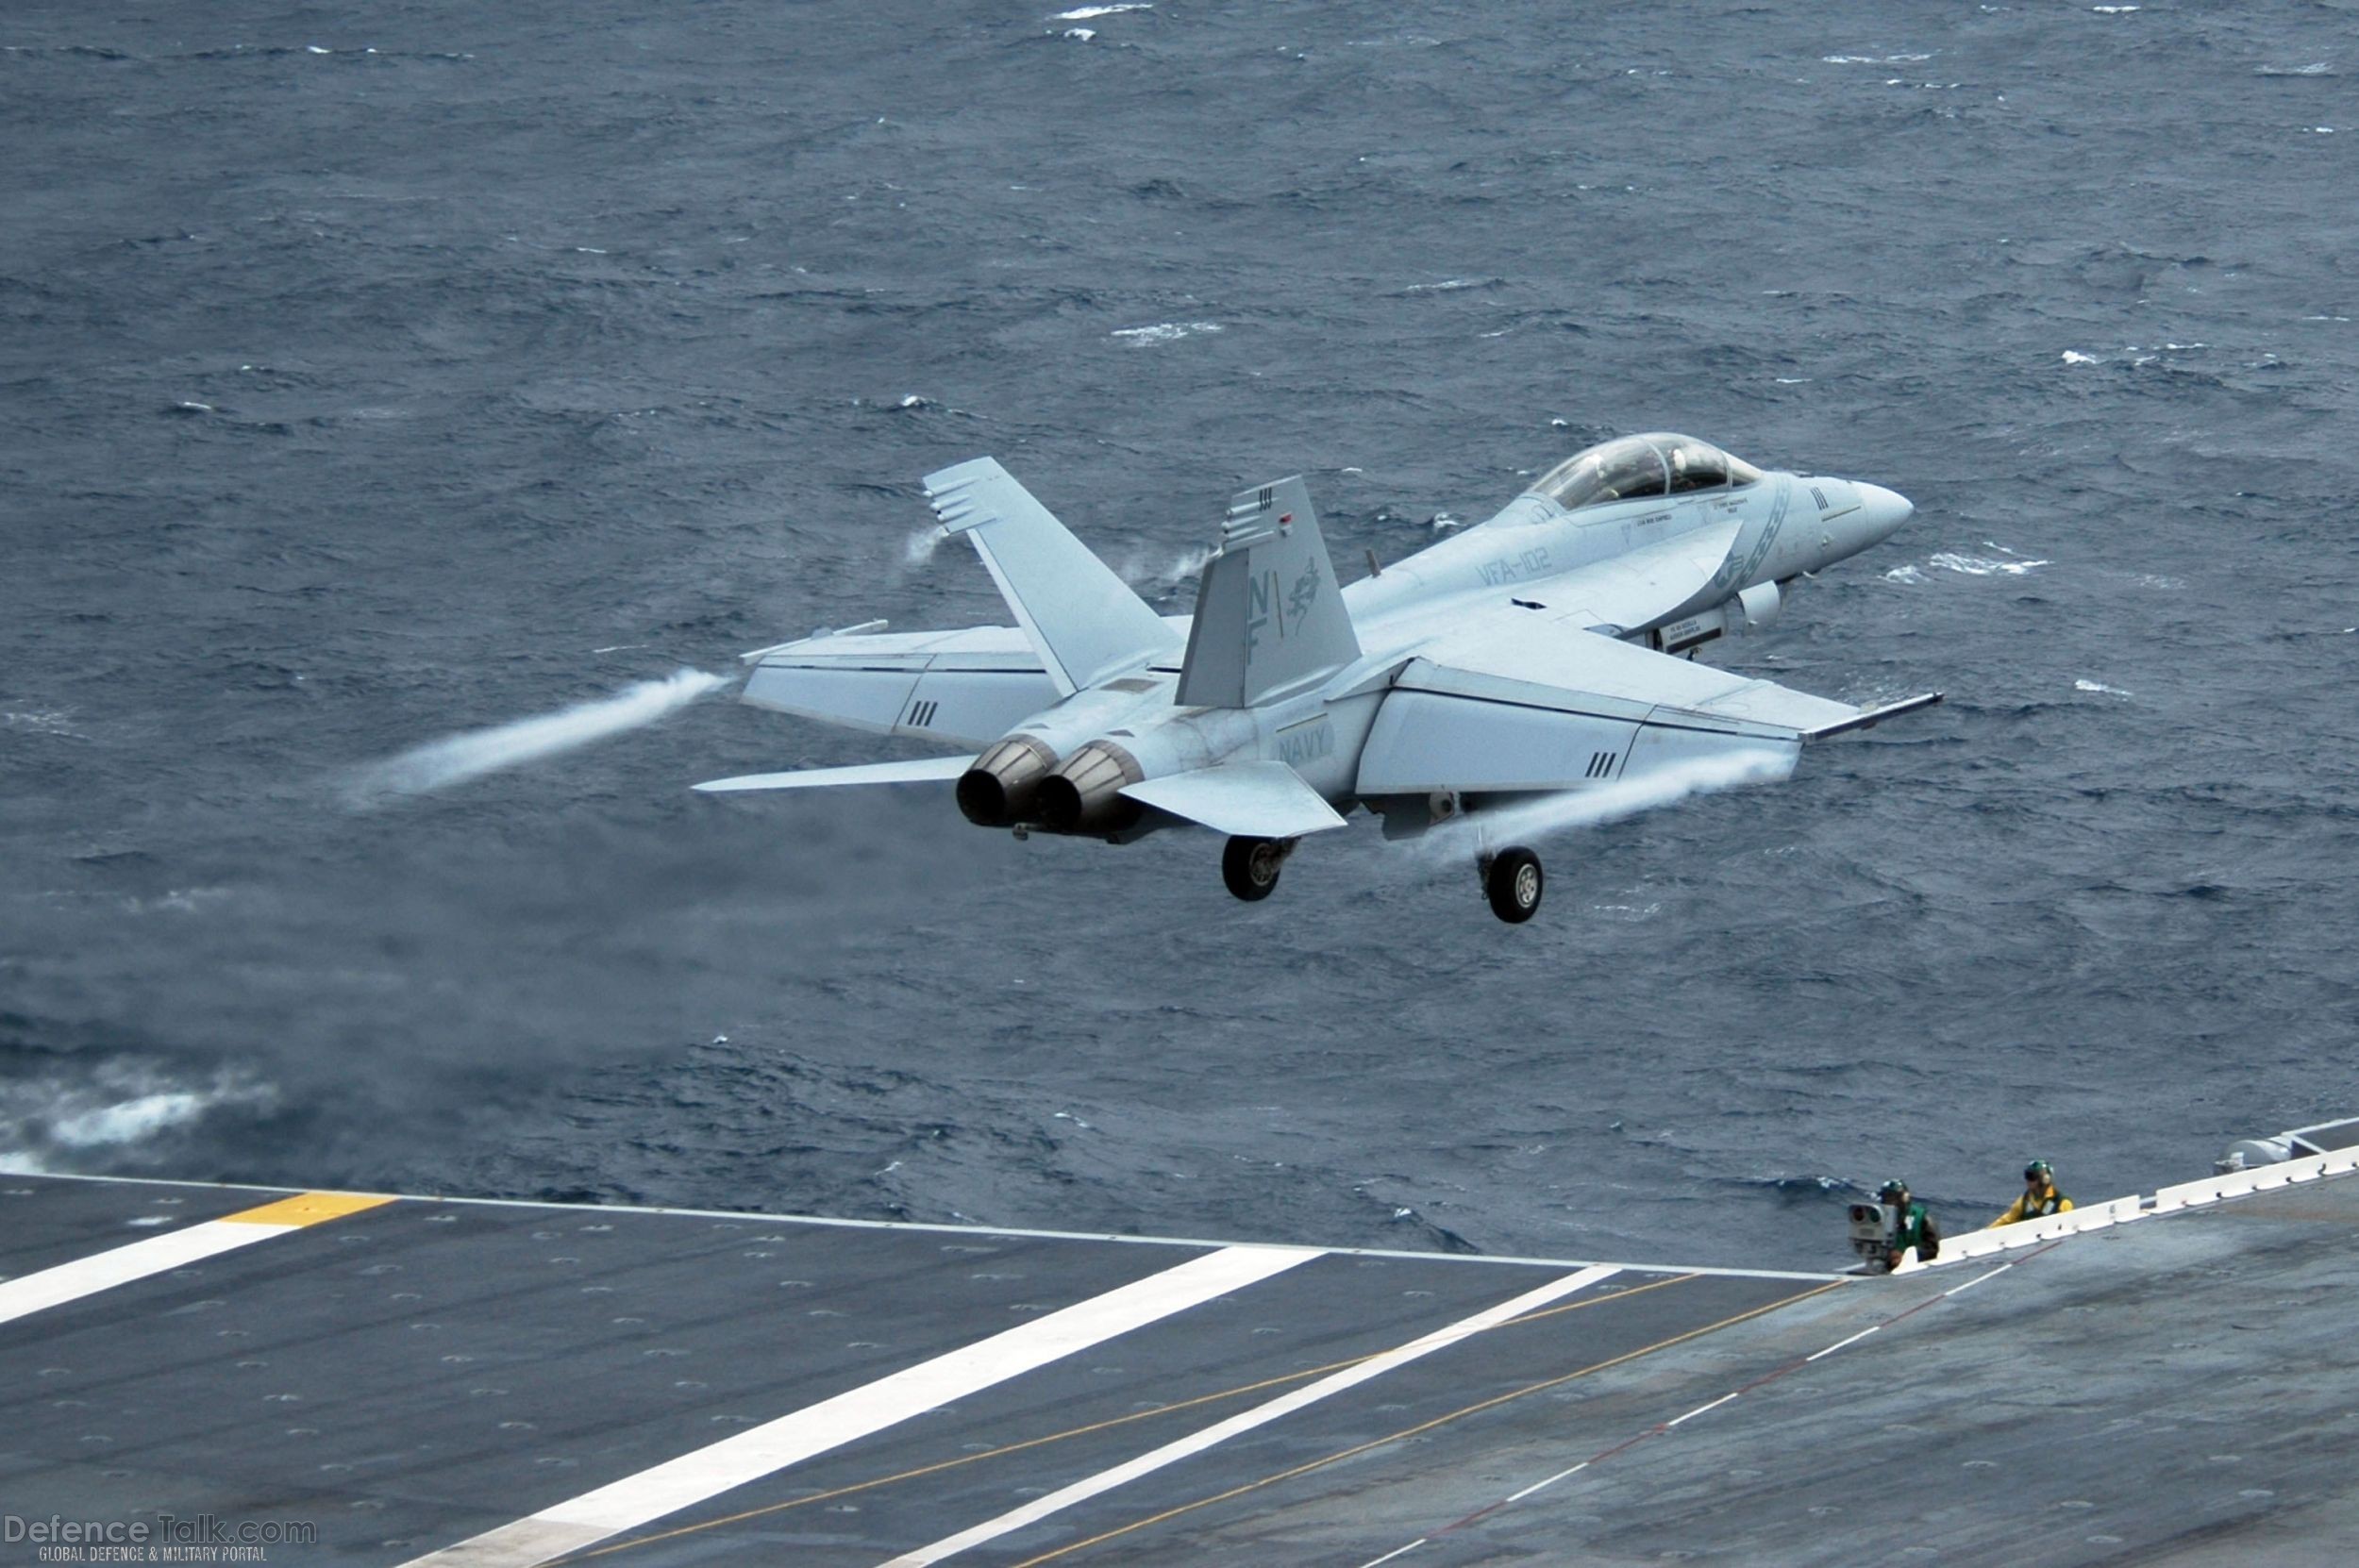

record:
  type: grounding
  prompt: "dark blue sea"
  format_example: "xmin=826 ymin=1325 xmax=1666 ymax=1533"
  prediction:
xmin=5 ymin=1 xmax=2354 ymax=1270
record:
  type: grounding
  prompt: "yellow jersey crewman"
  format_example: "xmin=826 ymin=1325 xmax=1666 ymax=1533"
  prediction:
xmin=1988 ymin=1159 xmax=2073 ymax=1226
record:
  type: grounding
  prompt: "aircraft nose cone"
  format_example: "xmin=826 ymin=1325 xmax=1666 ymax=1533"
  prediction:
xmin=1855 ymin=482 xmax=1915 ymax=543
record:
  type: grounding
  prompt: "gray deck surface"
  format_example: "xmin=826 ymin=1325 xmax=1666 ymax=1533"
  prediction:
xmin=0 ymin=1176 xmax=266 ymax=1277
xmin=2 ymin=1172 xmax=2350 ymax=1566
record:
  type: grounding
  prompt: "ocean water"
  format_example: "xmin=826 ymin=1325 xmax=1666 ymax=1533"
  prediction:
xmin=4 ymin=1 xmax=2354 ymax=1270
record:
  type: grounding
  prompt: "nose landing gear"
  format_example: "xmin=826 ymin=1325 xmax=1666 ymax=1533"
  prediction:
xmin=1480 ymin=846 xmax=1544 ymax=923
xmin=1222 ymin=836 xmax=1296 ymax=902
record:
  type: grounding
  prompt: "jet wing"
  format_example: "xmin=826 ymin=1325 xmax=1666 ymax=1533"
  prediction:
xmin=740 ymin=626 xmax=1063 ymax=749
xmin=1357 ymin=624 xmax=1936 ymax=795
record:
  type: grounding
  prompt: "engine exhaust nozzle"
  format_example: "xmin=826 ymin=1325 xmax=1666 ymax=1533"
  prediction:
xmin=957 ymin=734 xmax=1060 ymax=827
xmin=1035 ymin=741 xmax=1145 ymax=835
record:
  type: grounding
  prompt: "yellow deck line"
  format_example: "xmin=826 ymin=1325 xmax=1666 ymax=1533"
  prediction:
xmin=0 ymin=1191 xmax=399 ymax=1326
xmin=220 ymin=1191 xmax=397 ymax=1226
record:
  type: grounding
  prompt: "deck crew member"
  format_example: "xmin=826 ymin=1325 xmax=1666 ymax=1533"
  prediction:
xmin=1988 ymin=1159 xmax=2073 ymax=1227
xmin=1880 ymin=1179 xmax=1939 ymax=1264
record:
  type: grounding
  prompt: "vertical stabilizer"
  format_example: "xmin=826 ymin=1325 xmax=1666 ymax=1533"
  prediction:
xmin=1176 ymin=476 xmax=1362 ymax=709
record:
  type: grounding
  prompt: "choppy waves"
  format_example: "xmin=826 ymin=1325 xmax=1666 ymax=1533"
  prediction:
xmin=5 ymin=0 xmax=2355 ymax=1271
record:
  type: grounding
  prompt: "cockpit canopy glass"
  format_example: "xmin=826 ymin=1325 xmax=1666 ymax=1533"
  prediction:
xmin=1526 ymin=433 xmax=1762 ymax=513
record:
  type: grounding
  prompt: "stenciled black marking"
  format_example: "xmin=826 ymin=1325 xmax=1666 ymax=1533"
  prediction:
xmin=1715 ymin=479 xmax=1792 ymax=593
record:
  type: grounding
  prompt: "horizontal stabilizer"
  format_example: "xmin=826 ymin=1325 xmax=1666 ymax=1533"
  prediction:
xmin=694 ymin=755 xmax=976 ymax=792
xmin=923 ymin=457 xmax=1180 ymax=696
xmin=740 ymin=624 xmax=1060 ymax=748
xmin=1119 ymin=760 xmax=1347 ymax=839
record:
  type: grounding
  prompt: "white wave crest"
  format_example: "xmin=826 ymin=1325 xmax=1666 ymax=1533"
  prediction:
xmin=2 ymin=707 xmax=85 ymax=737
xmin=0 ymin=1064 xmax=276 ymax=1174
xmin=54 ymin=1092 xmax=212 ymax=1148
xmin=1112 ymin=321 xmax=1223 ymax=345
xmin=348 ymin=668 xmax=729 ymax=805
xmin=1930 ymin=551 xmax=2049 ymax=576
xmin=1120 ymin=544 xmax=1213 ymax=594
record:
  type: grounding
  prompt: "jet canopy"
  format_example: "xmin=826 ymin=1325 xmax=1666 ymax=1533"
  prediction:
xmin=1525 ymin=433 xmax=1763 ymax=513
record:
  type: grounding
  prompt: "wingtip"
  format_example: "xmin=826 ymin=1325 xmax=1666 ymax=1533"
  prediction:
xmin=1803 ymin=692 xmax=1945 ymax=741
xmin=921 ymin=455 xmax=1001 ymax=514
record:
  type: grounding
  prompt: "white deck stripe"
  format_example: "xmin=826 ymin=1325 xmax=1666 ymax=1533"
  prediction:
xmin=1505 ymin=1460 xmax=1588 ymax=1503
xmin=401 ymin=1244 xmax=1317 ymax=1568
xmin=878 ymin=1264 xmax=1621 ymax=1567
xmin=1805 ymin=1325 xmax=1881 ymax=1361
xmin=1943 ymin=1263 xmax=2012 ymax=1296
xmin=1664 ymin=1390 xmax=1739 ymax=1427
xmin=0 ymin=1220 xmax=297 ymax=1326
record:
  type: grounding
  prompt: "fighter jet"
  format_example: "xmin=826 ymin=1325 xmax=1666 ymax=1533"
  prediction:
xmin=698 ymin=433 xmax=1934 ymax=921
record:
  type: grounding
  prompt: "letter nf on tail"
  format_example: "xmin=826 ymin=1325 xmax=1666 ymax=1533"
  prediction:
xmin=699 ymin=431 xmax=1937 ymax=922
xmin=1180 ymin=475 xmax=1359 ymax=709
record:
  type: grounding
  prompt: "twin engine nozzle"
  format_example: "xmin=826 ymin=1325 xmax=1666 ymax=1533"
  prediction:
xmin=957 ymin=735 xmax=1143 ymax=835
xmin=956 ymin=735 xmax=1058 ymax=827
xmin=1034 ymin=741 xmax=1144 ymax=834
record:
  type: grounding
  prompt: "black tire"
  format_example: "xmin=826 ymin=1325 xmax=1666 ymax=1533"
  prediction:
xmin=1222 ymin=836 xmax=1285 ymax=902
xmin=1485 ymin=846 xmax=1544 ymax=923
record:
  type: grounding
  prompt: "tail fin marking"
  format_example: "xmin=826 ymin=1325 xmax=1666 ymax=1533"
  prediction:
xmin=1176 ymin=475 xmax=1362 ymax=709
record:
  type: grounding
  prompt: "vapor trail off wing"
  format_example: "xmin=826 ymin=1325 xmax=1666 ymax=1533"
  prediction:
xmin=1358 ymin=625 xmax=1937 ymax=795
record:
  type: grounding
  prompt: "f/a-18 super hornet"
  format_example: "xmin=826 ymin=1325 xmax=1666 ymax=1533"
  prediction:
xmin=698 ymin=433 xmax=1935 ymax=921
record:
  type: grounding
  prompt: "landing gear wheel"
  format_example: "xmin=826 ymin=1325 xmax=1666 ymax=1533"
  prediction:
xmin=1222 ymin=836 xmax=1290 ymax=902
xmin=1483 ymin=846 xmax=1544 ymax=924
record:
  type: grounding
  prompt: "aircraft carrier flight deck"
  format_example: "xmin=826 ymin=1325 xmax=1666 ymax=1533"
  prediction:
xmin=4 ymin=1130 xmax=2354 ymax=1567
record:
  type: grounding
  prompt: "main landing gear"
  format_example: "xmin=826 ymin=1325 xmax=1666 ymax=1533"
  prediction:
xmin=1221 ymin=836 xmax=1296 ymax=901
xmin=1480 ymin=846 xmax=1545 ymax=924
xmin=1219 ymin=833 xmax=1544 ymax=923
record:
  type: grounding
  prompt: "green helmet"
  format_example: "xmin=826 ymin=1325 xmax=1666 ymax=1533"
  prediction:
xmin=1878 ymin=1179 xmax=1909 ymax=1201
xmin=2024 ymin=1159 xmax=2053 ymax=1181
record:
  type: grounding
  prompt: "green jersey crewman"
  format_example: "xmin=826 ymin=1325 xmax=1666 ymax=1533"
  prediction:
xmin=1878 ymin=1179 xmax=1940 ymax=1266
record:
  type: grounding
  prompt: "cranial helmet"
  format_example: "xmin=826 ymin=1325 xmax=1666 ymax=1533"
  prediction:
xmin=2025 ymin=1159 xmax=2054 ymax=1180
